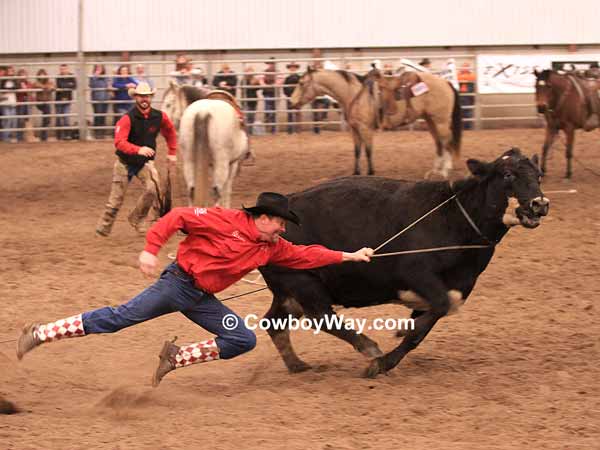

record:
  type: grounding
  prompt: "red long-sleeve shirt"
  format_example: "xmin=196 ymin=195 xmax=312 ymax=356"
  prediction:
xmin=144 ymin=207 xmax=343 ymax=293
xmin=114 ymin=110 xmax=177 ymax=157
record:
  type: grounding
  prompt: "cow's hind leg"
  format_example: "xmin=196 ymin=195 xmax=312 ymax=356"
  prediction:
xmin=291 ymin=277 xmax=383 ymax=359
xmin=264 ymin=294 xmax=312 ymax=373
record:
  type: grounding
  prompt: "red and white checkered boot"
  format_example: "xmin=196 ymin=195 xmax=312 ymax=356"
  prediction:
xmin=16 ymin=314 xmax=85 ymax=360
xmin=152 ymin=337 xmax=220 ymax=387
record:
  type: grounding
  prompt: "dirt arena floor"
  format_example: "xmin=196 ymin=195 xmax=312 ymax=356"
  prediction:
xmin=1 ymin=128 xmax=599 ymax=449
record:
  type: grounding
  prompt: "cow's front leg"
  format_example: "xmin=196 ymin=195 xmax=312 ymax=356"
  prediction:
xmin=365 ymin=274 xmax=450 ymax=377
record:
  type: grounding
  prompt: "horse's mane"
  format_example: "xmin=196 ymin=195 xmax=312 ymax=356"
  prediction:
xmin=335 ymin=70 xmax=366 ymax=84
xmin=536 ymin=69 xmax=554 ymax=81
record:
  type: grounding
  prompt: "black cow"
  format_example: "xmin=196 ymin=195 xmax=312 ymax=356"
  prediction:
xmin=259 ymin=148 xmax=549 ymax=377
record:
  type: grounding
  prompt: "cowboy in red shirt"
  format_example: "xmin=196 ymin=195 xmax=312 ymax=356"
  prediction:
xmin=17 ymin=193 xmax=374 ymax=386
xmin=96 ymin=82 xmax=177 ymax=237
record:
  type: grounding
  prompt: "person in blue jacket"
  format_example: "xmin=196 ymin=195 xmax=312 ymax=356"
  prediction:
xmin=89 ymin=64 xmax=111 ymax=138
xmin=112 ymin=65 xmax=137 ymax=124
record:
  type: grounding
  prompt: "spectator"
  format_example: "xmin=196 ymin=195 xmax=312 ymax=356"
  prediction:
xmin=261 ymin=58 xmax=277 ymax=134
xmin=112 ymin=65 xmax=137 ymax=125
xmin=190 ymin=68 xmax=208 ymax=88
xmin=383 ymin=63 xmax=394 ymax=76
xmin=133 ymin=64 xmax=154 ymax=89
xmin=0 ymin=66 xmax=5 ymax=139
xmin=419 ymin=58 xmax=432 ymax=71
xmin=15 ymin=68 xmax=32 ymax=142
xmin=458 ymin=62 xmax=476 ymax=130
xmin=0 ymin=66 xmax=18 ymax=142
xmin=212 ymin=63 xmax=238 ymax=96
xmin=55 ymin=64 xmax=77 ymax=140
xmin=171 ymin=54 xmax=192 ymax=85
xmin=89 ymin=64 xmax=111 ymax=139
xmin=283 ymin=61 xmax=301 ymax=134
xmin=33 ymin=69 xmax=55 ymax=142
xmin=241 ymin=66 xmax=260 ymax=134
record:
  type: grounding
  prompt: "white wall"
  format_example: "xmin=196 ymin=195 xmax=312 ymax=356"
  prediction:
xmin=0 ymin=0 xmax=78 ymax=54
xmin=2 ymin=0 xmax=600 ymax=54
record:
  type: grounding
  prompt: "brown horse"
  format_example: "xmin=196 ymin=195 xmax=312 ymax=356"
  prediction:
xmin=289 ymin=68 xmax=379 ymax=175
xmin=534 ymin=69 xmax=600 ymax=178
xmin=369 ymin=68 xmax=462 ymax=178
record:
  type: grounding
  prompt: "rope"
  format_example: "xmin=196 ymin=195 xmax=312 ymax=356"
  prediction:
xmin=220 ymin=287 xmax=269 ymax=302
xmin=371 ymin=245 xmax=490 ymax=258
xmin=373 ymin=193 xmax=457 ymax=253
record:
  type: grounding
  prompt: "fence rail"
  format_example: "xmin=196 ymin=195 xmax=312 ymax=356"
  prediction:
xmin=0 ymin=55 xmax=540 ymax=142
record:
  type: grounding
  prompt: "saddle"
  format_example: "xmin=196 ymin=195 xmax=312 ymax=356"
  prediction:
xmin=388 ymin=72 xmax=427 ymax=124
xmin=206 ymin=90 xmax=245 ymax=126
xmin=567 ymin=75 xmax=600 ymax=131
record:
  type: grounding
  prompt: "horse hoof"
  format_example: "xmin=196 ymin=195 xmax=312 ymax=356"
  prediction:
xmin=363 ymin=357 xmax=385 ymax=379
xmin=288 ymin=361 xmax=312 ymax=373
xmin=353 ymin=170 xmax=361 ymax=176
xmin=368 ymin=170 xmax=375 ymax=176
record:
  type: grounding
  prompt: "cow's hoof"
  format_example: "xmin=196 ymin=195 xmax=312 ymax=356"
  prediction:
xmin=396 ymin=329 xmax=408 ymax=338
xmin=288 ymin=361 xmax=312 ymax=373
xmin=363 ymin=357 xmax=385 ymax=378
xmin=362 ymin=343 xmax=384 ymax=358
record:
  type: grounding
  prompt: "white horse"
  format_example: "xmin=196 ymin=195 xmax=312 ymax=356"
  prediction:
xmin=178 ymin=99 xmax=249 ymax=207
xmin=162 ymin=83 xmax=249 ymax=207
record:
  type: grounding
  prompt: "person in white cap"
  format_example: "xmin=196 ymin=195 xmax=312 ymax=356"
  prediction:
xmin=95 ymin=82 xmax=177 ymax=236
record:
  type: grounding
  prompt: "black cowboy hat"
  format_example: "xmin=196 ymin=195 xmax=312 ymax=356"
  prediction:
xmin=243 ymin=192 xmax=300 ymax=225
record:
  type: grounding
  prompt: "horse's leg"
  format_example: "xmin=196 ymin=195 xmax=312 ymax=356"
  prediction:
xmin=361 ymin=126 xmax=375 ymax=176
xmin=220 ymin=160 xmax=240 ymax=208
xmin=350 ymin=126 xmax=362 ymax=175
xmin=564 ymin=125 xmax=575 ymax=179
xmin=423 ymin=116 xmax=450 ymax=178
xmin=541 ymin=126 xmax=558 ymax=176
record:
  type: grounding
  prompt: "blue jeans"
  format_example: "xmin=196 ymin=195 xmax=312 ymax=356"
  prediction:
xmin=1 ymin=105 xmax=17 ymax=141
xmin=55 ymin=103 xmax=71 ymax=139
xmin=81 ymin=263 xmax=256 ymax=359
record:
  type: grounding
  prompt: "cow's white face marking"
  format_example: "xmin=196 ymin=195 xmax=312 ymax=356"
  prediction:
xmin=503 ymin=196 xmax=521 ymax=227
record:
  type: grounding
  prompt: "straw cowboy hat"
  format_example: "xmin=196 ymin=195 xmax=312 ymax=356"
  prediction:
xmin=128 ymin=82 xmax=156 ymax=97
xmin=243 ymin=192 xmax=300 ymax=225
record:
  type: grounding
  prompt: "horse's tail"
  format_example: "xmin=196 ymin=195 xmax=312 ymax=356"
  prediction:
xmin=193 ymin=109 xmax=212 ymax=207
xmin=179 ymin=104 xmax=211 ymax=206
xmin=449 ymin=84 xmax=463 ymax=157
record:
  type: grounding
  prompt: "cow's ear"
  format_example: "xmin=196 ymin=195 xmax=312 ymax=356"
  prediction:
xmin=533 ymin=69 xmax=540 ymax=77
xmin=467 ymin=159 xmax=493 ymax=177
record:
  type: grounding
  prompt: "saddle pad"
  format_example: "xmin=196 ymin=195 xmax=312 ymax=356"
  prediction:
xmin=411 ymin=82 xmax=429 ymax=96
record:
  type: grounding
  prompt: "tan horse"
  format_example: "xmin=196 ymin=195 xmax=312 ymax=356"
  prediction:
xmin=290 ymin=68 xmax=379 ymax=175
xmin=534 ymin=69 xmax=600 ymax=178
xmin=369 ymin=69 xmax=462 ymax=178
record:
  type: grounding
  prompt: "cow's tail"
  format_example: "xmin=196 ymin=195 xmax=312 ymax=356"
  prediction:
xmin=449 ymin=84 xmax=463 ymax=157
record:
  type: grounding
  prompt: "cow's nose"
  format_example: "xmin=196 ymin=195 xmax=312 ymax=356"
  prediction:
xmin=530 ymin=197 xmax=550 ymax=216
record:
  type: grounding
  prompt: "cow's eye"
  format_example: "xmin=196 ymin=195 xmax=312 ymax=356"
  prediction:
xmin=504 ymin=172 xmax=515 ymax=182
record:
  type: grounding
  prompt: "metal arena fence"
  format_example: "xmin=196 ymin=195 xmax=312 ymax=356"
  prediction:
xmin=0 ymin=55 xmax=542 ymax=142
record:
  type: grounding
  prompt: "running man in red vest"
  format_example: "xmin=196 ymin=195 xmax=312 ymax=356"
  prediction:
xmin=96 ymin=82 xmax=177 ymax=236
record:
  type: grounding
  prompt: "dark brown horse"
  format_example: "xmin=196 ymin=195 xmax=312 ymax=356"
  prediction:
xmin=534 ymin=69 xmax=600 ymax=178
